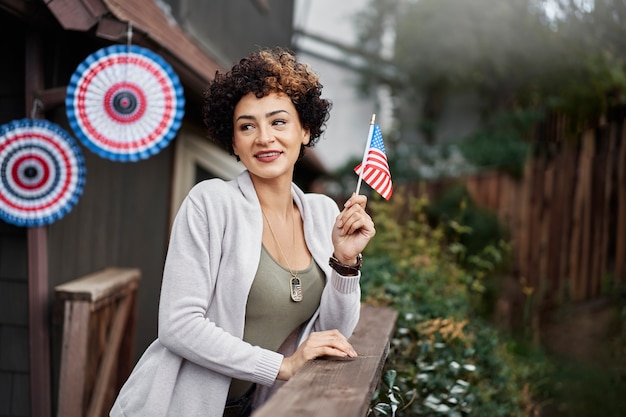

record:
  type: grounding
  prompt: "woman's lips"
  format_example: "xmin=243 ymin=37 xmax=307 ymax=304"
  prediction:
xmin=254 ymin=151 xmax=282 ymax=162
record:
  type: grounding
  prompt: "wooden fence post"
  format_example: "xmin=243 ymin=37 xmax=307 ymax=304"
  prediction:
xmin=616 ymin=125 xmax=626 ymax=287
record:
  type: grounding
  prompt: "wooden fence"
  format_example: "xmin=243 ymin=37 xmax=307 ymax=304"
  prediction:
xmin=54 ymin=267 xmax=140 ymax=417
xmin=462 ymin=113 xmax=626 ymax=308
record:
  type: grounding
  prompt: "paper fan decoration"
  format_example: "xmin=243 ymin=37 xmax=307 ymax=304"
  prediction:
xmin=66 ymin=44 xmax=185 ymax=162
xmin=0 ymin=119 xmax=86 ymax=227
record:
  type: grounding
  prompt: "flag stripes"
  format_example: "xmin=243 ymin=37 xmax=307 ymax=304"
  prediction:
xmin=354 ymin=124 xmax=392 ymax=200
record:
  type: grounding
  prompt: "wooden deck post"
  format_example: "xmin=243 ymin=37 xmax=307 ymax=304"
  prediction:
xmin=55 ymin=267 xmax=140 ymax=417
xmin=25 ymin=27 xmax=52 ymax=417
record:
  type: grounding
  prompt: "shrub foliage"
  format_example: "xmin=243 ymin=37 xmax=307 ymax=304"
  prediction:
xmin=362 ymin=188 xmax=550 ymax=416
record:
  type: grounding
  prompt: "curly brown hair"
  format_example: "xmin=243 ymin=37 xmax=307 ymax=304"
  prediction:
xmin=202 ymin=47 xmax=332 ymax=158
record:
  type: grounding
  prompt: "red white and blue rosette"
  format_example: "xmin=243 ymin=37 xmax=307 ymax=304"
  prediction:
xmin=65 ymin=45 xmax=185 ymax=162
xmin=0 ymin=119 xmax=86 ymax=227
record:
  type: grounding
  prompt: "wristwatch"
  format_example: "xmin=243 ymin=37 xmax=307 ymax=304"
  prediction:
xmin=328 ymin=253 xmax=362 ymax=276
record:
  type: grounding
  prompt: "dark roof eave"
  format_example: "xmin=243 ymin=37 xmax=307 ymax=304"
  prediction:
xmin=45 ymin=0 xmax=223 ymax=94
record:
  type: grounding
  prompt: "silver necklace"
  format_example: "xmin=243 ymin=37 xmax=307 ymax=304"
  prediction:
xmin=262 ymin=206 xmax=303 ymax=302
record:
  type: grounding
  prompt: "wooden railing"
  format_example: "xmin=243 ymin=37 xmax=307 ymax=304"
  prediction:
xmin=54 ymin=267 xmax=140 ymax=417
xmin=253 ymin=304 xmax=398 ymax=417
xmin=54 ymin=270 xmax=396 ymax=417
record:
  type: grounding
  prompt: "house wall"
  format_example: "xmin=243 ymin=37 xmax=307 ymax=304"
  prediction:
xmin=35 ymin=29 xmax=174 ymax=410
xmin=0 ymin=10 xmax=30 ymax=417
xmin=0 ymin=1 xmax=297 ymax=415
xmin=46 ymin=113 xmax=173 ymax=377
xmin=0 ymin=8 xmax=173 ymax=415
xmin=0 ymin=223 xmax=29 ymax=417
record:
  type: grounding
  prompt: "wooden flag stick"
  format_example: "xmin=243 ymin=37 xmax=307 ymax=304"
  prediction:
xmin=355 ymin=114 xmax=376 ymax=195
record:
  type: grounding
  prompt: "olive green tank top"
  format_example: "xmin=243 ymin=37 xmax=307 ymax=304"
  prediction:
xmin=227 ymin=245 xmax=325 ymax=399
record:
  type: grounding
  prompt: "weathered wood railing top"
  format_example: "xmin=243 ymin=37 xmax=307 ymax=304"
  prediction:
xmin=253 ymin=304 xmax=398 ymax=417
xmin=55 ymin=267 xmax=140 ymax=310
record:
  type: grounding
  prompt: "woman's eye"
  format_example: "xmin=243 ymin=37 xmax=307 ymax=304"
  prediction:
xmin=273 ymin=119 xmax=286 ymax=126
xmin=239 ymin=123 xmax=254 ymax=131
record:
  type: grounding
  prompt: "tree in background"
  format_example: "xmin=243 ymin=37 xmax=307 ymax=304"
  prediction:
xmin=353 ymin=0 xmax=626 ymax=179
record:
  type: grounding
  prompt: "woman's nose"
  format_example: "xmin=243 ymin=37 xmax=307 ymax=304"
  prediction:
xmin=255 ymin=125 xmax=274 ymax=144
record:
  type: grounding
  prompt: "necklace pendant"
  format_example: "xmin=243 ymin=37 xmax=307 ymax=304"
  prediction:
xmin=290 ymin=276 xmax=303 ymax=302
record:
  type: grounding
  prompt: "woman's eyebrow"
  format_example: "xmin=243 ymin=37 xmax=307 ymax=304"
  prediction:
xmin=235 ymin=109 xmax=289 ymax=122
xmin=235 ymin=114 xmax=255 ymax=122
xmin=266 ymin=109 xmax=289 ymax=117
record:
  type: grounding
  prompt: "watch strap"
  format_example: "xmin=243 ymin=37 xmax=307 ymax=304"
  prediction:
xmin=328 ymin=253 xmax=362 ymax=276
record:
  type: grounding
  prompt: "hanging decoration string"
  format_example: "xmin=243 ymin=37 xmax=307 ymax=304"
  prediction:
xmin=125 ymin=22 xmax=133 ymax=81
xmin=28 ymin=98 xmax=44 ymax=157
xmin=126 ymin=21 xmax=133 ymax=49
xmin=30 ymin=98 xmax=43 ymax=120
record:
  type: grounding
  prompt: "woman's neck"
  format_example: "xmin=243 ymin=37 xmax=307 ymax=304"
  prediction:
xmin=252 ymin=175 xmax=294 ymax=217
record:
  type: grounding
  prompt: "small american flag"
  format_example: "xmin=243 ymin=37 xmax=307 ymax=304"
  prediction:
xmin=354 ymin=124 xmax=392 ymax=200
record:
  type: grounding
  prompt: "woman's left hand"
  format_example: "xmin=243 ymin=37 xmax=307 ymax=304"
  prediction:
xmin=331 ymin=193 xmax=376 ymax=265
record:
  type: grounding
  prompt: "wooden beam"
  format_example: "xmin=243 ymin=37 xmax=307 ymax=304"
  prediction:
xmin=55 ymin=267 xmax=140 ymax=308
xmin=86 ymin=295 xmax=131 ymax=417
xmin=37 ymin=86 xmax=67 ymax=110
xmin=27 ymin=227 xmax=52 ymax=417
xmin=95 ymin=15 xmax=128 ymax=41
xmin=0 ymin=0 xmax=33 ymax=16
xmin=45 ymin=0 xmax=105 ymax=31
xmin=25 ymin=30 xmax=52 ymax=417
xmin=56 ymin=301 xmax=91 ymax=417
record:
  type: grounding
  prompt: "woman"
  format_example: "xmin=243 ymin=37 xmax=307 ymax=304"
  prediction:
xmin=110 ymin=47 xmax=375 ymax=417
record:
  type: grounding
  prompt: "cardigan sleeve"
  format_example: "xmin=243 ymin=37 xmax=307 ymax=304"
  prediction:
xmin=157 ymin=186 xmax=283 ymax=387
xmin=311 ymin=270 xmax=361 ymax=337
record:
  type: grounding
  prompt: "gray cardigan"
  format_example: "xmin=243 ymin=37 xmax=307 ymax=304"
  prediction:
xmin=110 ymin=171 xmax=361 ymax=417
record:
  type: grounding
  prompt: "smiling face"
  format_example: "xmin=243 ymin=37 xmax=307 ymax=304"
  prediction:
xmin=233 ymin=92 xmax=310 ymax=182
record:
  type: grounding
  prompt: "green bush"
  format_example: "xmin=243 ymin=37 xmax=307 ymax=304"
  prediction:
xmin=362 ymin=189 xmax=551 ymax=416
xmin=457 ymin=109 xmax=537 ymax=180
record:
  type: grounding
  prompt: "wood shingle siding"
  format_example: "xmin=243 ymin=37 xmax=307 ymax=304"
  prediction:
xmin=0 ymin=222 xmax=30 ymax=416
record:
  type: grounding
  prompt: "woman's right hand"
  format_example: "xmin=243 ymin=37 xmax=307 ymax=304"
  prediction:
xmin=277 ymin=329 xmax=357 ymax=380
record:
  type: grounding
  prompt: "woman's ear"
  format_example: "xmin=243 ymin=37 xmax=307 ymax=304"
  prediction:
xmin=232 ymin=137 xmax=238 ymax=156
xmin=302 ymin=128 xmax=311 ymax=146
